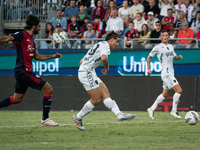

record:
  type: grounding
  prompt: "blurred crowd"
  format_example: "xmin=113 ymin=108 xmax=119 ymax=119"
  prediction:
xmin=3 ymin=0 xmax=200 ymax=49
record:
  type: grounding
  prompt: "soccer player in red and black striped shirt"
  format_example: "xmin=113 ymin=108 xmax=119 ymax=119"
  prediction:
xmin=0 ymin=15 xmax=62 ymax=127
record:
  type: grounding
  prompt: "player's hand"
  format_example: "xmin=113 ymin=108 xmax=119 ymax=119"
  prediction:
xmin=53 ymin=53 xmax=62 ymax=59
xmin=101 ymin=68 xmax=109 ymax=75
xmin=147 ymin=69 xmax=152 ymax=74
xmin=178 ymin=55 xmax=183 ymax=59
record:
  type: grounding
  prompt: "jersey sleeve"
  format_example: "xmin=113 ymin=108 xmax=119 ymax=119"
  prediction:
xmin=12 ymin=31 xmax=24 ymax=44
xmin=149 ymin=46 xmax=159 ymax=57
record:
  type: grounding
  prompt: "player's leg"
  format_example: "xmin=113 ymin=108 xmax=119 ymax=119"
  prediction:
xmin=147 ymin=89 xmax=169 ymax=119
xmin=72 ymin=70 xmax=101 ymax=131
xmin=171 ymin=84 xmax=182 ymax=118
xmin=100 ymin=82 xmax=136 ymax=121
xmin=40 ymin=82 xmax=59 ymax=127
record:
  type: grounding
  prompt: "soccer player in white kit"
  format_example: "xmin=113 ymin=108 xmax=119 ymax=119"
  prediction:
xmin=72 ymin=31 xmax=136 ymax=131
xmin=147 ymin=30 xmax=183 ymax=119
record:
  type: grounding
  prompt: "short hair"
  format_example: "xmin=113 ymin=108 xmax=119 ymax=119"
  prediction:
xmin=129 ymin=22 xmax=134 ymax=25
xmin=167 ymin=8 xmax=173 ymax=11
xmin=56 ymin=9 xmax=62 ymax=12
xmin=160 ymin=30 xmax=168 ymax=36
xmin=71 ymin=15 xmax=77 ymax=18
xmin=24 ymin=14 xmax=40 ymax=30
xmin=182 ymin=21 xmax=188 ymax=25
xmin=105 ymin=31 xmax=119 ymax=41
xmin=179 ymin=10 xmax=185 ymax=15
xmin=87 ymin=22 xmax=93 ymax=25
xmin=84 ymin=17 xmax=90 ymax=20
xmin=136 ymin=12 xmax=142 ymax=16
xmin=155 ymin=21 xmax=161 ymax=24
xmin=95 ymin=15 xmax=101 ymax=19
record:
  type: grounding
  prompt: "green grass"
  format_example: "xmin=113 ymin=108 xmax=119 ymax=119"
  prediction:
xmin=0 ymin=111 xmax=199 ymax=150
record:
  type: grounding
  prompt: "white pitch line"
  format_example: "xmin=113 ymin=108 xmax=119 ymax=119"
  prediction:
xmin=0 ymin=120 xmax=185 ymax=128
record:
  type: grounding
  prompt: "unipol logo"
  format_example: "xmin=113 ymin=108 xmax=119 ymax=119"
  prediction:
xmin=117 ymin=56 xmax=162 ymax=76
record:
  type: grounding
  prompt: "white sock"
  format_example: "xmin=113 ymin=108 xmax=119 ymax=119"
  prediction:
xmin=103 ymin=98 xmax=121 ymax=115
xmin=172 ymin=93 xmax=181 ymax=112
xmin=77 ymin=100 xmax=95 ymax=119
xmin=151 ymin=94 xmax=165 ymax=111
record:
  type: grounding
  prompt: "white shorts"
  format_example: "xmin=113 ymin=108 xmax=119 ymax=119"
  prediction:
xmin=161 ymin=74 xmax=179 ymax=90
xmin=78 ymin=70 xmax=102 ymax=91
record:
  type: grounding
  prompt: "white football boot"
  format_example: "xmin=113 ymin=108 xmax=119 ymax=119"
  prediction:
xmin=147 ymin=108 xmax=154 ymax=119
xmin=41 ymin=118 xmax=59 ymax=127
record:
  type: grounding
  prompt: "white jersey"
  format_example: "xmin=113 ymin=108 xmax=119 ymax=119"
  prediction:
xmin=149 ymin=43 xmax=176 ymax=76
xmin=79 ymin=41 xmax=110 ymax=71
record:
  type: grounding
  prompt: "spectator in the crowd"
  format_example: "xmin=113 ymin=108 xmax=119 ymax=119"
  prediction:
xmin=53 ymin=23 xmax=71 ymax=49
xmin=141 ymin=0 xmax=150 ymax=8
xmin=124 ymin=22 xmax=139 ymax=48
xmin=77 ymin=4 xmax=88 ymax=26
xmin=184 ymin=0 xmax=195 ymax=25
xmin=190 ymin=11 xmax=200 ymax=35
xmin=195 ymin=28 xmax=200 ymax=47
xmin=93 ymin=15 xmax=106 ymax=37
xmin=145 ymin=11 xmax=159 ymax=31
xmin=92 ymin=0 xmax=106 ymax=21
xmin=81 ymin=22 xmax=99 ymax=48
xmin=118 ymin=0 xmax=130 ymax=28
xmin=139 ymin=24 xmax=152 ymax=49
xmin=104 ymin=0 xmax=117 ymax=23
xmin=133 ymin=12 xmax=146 ymax=33
xmin=67 ymin=15 xmax=81 ymax=47
xmin=161 ymin=8 xmax=177 ymax=30
xmin=176 ymin=21 xmax=195 ymax=48
xmin=103 ymin=0 xmax=111 ymax=9
xmin=40 ymin=22 xmax=55 ymax=49
xmin=103 ymin=8 xmax=124 ymax=37
xmin=129 ymin=0 xmax=144 ymax=21
xmin=173 ymin=0 xmax=186 ymax=19
xmin=150 ymin=21 xmax=162 ymax=44
xmin=6 ymin=0 xmax=22 ymax=20
xmin=64 ymin=0 xmax=78 ymax=22
xmin=143 ymin=0 xmax=160 ymax=18
xmin=81 ymin=17 xmax=90 ymax=33
xmin=168 ymin=22 xmax=178 ymax=44
xmin=176 ymin=10 xmax=187 ymax=30
xmin=86 ymin=0 xmax=96 ymax=15
xmin=159 ymin=0 xmax=174 ymax=19
xmin=192 ymin=0 xmax=200 ymax=24
xmin=49 ymin=9 xmax=68 ymax=31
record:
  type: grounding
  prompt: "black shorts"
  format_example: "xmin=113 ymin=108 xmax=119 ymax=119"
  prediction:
xmin=14 ymin=71 xmax=46 ymax=94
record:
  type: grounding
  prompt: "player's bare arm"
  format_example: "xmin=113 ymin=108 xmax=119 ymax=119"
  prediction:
xmin=101 ymin=54 xmax=109 ymax=75
xmin=0 ymin=36 xmax=14 ymax=43
xmin=147 ymin=55 xmax=152 ymax=74
xmin=80 ymin=58 xmax=83 ymax=65
xmin=173 ymin=55 xmax=183 ymax=60
xmin=34 ymin=50 xmax=62 ymax=60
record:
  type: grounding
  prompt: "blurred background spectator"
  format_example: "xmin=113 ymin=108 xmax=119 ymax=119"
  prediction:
xmin=139 ymin=24 xmax=152 ymax=49
xmin=93 ymin=15 xmax=106 ymax=37
xmin=104 ymin=0 xmax=116 ymax=23
xmin=49 ymin=9 xmax=68 ymax=31
xmin=158 ymin=0 xmax=173 ymax=20
xmin=77 ymin=4 xmax=88 ymax=26
xmin=92 ymin=0 xmax=106 ymax=21
xmin=168 ymin=22 xmax=177 ymax=45
xmin=144 ymin=0 xmax=160 ymax=18
xmin=133 ymin=12 xmax=146 ymax=33
xmin=118 ymin=0 xmax=130 ymax=28
xmin=40 ymin=22 xmax=55 ymax=49
xmin=129 ymin=0 xmax=144 ymax=22
xmin=145 ymin=11 xmax=159 ymax=31
xmin=176 ymin=10 xmax=187 ymax=30
xmin=64 ymin=0 xmax=78 ymax=23
xmin=161 ymin=8 xmax=176 ymax=30
xmin=150 ymin=21 xmax=162 ymax=45
xmin=190 ymin=11 xmax=200 ymax=35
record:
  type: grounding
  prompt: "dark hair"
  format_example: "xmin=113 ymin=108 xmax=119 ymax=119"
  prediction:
xmin=140 ymin=24 xmax=149 ymax=36
xmin=160 ymin=30 xmax=168 ymax=36
xmin=87 ymin=22 xmax=93 ymax=25
xmin=129 ymin=22 xmax=134 ymax=25
xmin=105 ymin=31 xmax=119 ymax=41
xmin=84 ymin=17 xmax=90 ymax=20
xmin=195 ymin=11 xmax=200 ymax=20
xmin=57 ymin=9 xmax=62 ymax=12
xmin=24 ymin=14 xmax=40 ymax=30
xmin=155 ymin=20 xmax=161 ymax=24
xmin=110 ymin=0 xmax=115 ymax=4
xmin=79 ymin=4 xmax=84 ymax=9
xmin=95 ymin=15 xmax=101 ymax=19
xmin=167 ymin=8 xmax=173 ymax=11
xmin=45 ymin=22 xmax=55 ymax=37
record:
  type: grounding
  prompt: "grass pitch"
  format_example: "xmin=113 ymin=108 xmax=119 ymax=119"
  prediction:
xmin=0 ymin=111 xmax=199 ymax=150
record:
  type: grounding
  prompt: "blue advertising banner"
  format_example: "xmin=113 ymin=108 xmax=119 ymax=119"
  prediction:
xmin=0 ymin=49 xmax=199 ymax=76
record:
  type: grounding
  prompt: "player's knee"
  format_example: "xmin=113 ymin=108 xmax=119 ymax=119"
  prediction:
xmin=163 ymin=93 xmax=169 ymax=98
xmin=177 ymin=89 xmax=182 ymax=94
xmin=46 ymin=85 xmax=53 ymax=94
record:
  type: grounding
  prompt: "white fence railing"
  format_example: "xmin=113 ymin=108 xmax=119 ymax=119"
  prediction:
xmin=35 ymin=38 xmax=199 ymax=49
